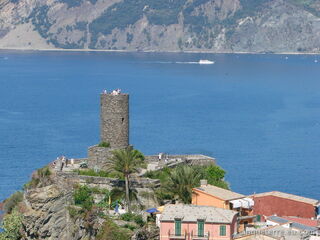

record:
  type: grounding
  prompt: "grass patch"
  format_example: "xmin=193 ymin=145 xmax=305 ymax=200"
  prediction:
xmin=96 ymin=218 xmax=132 ymax=240
xmin=75 ymin=169 xmax=111 ymax=178
xmin=98 ymin=142 xmax=110 ymax=148
xmin=3 ymin=191 xmax=23 ymax=214
xmin=24 ymin=166 xmax=52 ymax=189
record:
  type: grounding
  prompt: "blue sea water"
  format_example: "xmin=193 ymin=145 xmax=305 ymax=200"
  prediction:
xmin=0 ymin=50 xmax=319 ymax=202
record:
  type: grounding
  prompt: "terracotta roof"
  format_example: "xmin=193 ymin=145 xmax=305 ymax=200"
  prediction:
xmin=160 ymin=204 xmax=237 ymax=223
xmin=252 ymin=191 xmax=319 ymax=206
xmin=194 ymin=185 xmax=244 ymax=201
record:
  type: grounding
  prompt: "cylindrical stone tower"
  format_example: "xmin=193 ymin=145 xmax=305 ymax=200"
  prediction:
xmin=100 ymin=93 xmax=129 ymax=148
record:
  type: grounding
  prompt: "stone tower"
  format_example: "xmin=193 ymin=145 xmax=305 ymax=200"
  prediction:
xmin=100 ymin=92 xmax=129 ymax=148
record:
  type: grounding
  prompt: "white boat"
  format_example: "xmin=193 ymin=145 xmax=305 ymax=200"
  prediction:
xmin=199 ymin=59 xmax=215 ymax=64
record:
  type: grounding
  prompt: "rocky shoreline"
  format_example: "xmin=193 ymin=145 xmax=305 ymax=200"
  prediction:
xmin=0 ymin=47 xmax=319 ymax=55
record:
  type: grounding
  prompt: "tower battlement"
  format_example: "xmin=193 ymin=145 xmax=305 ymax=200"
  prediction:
xmin=100 ymin=92 xmax=129 ymax=148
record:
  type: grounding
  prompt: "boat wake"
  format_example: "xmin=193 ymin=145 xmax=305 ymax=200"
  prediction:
xmin=150 ymin=60 xmax=214 ymax=65
xmin=176 ymin=61 xmax=200 ymax=64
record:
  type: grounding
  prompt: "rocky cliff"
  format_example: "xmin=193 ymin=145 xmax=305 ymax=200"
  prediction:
xmin=1 ymin=166 xmax=159 ymax=240
xmin=0 ymin=0 xmax=319 ymax=53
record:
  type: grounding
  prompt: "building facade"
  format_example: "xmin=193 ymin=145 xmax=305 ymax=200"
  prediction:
xmin=160 ymin=205 xmax=238 ymax=240
xmin=252 ymin=191 xmax=320 ymax=220
xmin=192 ymin=180 xmax=245 ymax=210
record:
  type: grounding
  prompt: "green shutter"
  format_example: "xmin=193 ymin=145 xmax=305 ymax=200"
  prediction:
xmin=220 ymin=225 xmax=226 ymax=236
xmin=175 ymin=219 xmax=181 ymax=236
xmin=257 ymin=215 xmax=261 ymax=222
xmin=198 ymin=220 xmax=204 ymax=237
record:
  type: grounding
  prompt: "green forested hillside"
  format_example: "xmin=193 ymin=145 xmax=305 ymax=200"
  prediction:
xmin=1 ymin=0 xmax=320 ymax=53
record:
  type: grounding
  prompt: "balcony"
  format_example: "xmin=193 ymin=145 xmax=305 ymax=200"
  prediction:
xmin=168 ymin=230 xmax=187 ymax=240
xmin=191 ymin=231 xmax=210 ymax=240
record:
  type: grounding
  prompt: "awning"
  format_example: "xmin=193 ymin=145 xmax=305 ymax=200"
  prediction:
xmin=230 ymin=198 xmax=254 ymax=209
xmin=146 ymin=208 xmax=159 ymax=213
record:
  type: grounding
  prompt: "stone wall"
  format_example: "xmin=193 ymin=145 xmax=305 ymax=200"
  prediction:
xmin=87 ymin=145 xmax=113 ymax=169
xmin=55 ymin=171 xmax=160 ymax=190
xmin=100 ymin=93 xmax=129 ymax=148
xmin=87 ymin=145 xmax=129 ymax=169
xmin=55 ymin=171 xmax=160 ymax=209
xmin=145 ymin=154 xmax=216 ymax=169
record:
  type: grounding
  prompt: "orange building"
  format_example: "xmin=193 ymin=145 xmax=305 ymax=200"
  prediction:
xmin=192 ymin=180 xmax=255 ymax=232
xmin=192 ymin=180 xmax=245 ymax=209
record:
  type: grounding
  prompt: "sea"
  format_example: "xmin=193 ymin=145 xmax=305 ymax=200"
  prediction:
xmin=0 ymin=50 xmax=319 ymax=202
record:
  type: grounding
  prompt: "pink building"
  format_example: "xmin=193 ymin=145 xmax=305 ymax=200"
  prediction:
xmin=160 ymin=204 xmax=238 ymax=240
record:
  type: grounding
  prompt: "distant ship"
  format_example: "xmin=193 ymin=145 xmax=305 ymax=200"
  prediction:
xmin=199 ymin=59 xmax=215 ymax=64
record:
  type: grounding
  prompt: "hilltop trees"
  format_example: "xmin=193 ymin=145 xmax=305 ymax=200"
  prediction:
xmin=165 ymin=165 xmax=202 ymax=204
xmin=107 ymin=147 xmax=145 ymax=213
xmin=146 ymin=164 xmax=229 ymax=204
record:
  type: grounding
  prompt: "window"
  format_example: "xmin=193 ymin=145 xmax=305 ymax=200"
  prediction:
xmin=220 ymin=225 xmax=226 ymax=236
xmin=256 ymin=215 xmax=261 ymax=222
xmin=197 ymin=220 xmax=204 ymax=237
xmin=175 ymin=219 xmax=181 ymax=236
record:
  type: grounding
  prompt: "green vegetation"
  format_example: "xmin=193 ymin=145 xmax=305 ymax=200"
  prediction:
xmin=165 ymin=165 xmax=201 ymax=203
xmin=106 ymin=147 xmax=145 ymax=213
xmin=222 ymin=0 xmax=269 ymax=27
xmin=96 ymin=218 xmax=132 ymax=240
xmin=74 ymin=169 xmax=113 ymax=178
xmin=67 ymin=206 xmax=82 ymax=219
xmin=73 ymin=185 xmax=94 ymax=210
xmin=58 ymin=0 xmax=98 ymax=8
xmin=27 ymin=6 xmax=53 ymax=38
xmin=0 ymin=210 xmax=23 ymax=240
xmin=288 ymin=0 xmax=320 ymax=17
xmin=120 ymin=213 xmax=145 ymax=227
xmin=145 ymin=164 xmax=229 ymax=204
xmin=98 ymin=141 xmax=110 ymax=148
xmin=145 ymin=0 xmax=186 ymax=25
xmin=2 ymin=191 xmax=23 ymax=214
xmin=89 ymin=0 xmax=187 ymax=47
xmin=24 ymin=166 xmax=52 ymax=189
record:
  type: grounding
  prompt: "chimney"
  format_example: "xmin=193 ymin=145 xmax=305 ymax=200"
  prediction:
xmin=200 ymin=179 xmax=208 ymax=187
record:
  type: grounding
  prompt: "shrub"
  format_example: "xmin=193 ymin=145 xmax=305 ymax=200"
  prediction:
xmin=73 ymin=185 xmax=94 ymax=210
xmin=120 ymin=213 xmax=145 ymax=227
xmin=96 ymin=218 xmax=131 ymax=240
xmin=98 ymin=142 xmax=110 ymax=148
xmin=3 ymin=191 xmax=23 ymax=214
xmin=123 ymin=223 xmax=136 ymax=231
xmin=24 ymin=166 xmax=52 ymax=189
xmin=37 ymin=166 xmax=51 ymax=178
xmin=0 ymin=210 xmax=23 ymax=240
xmin=133 ymin=215 xmax=145 ymax=227
xmin=120 ymin=213 xmax=134 ymax=221
xmin=67 ymin=206 xmax=82 ymax=219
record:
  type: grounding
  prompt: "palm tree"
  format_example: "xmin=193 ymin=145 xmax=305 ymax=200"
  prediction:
xmin=165 ymin=165 xmax=201 ymax=204
xmin=106 ymin=146 xmax=145 ymax=212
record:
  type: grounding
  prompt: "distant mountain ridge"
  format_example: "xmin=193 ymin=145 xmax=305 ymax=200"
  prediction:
xmin=0 ymin=0 xmax=319 ymax=53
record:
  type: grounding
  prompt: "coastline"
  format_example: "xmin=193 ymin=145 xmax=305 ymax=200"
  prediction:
xmin=0 ymin=46 xmax=319 ymax=55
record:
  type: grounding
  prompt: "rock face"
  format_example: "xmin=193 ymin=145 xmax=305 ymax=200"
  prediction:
xmin=0 ymin=0 xmax=319 ymax=53
xmin=21 ymin=183 xmax=94 ymax=240
xmin=17 ymin=170 xmax=159 ymax=240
